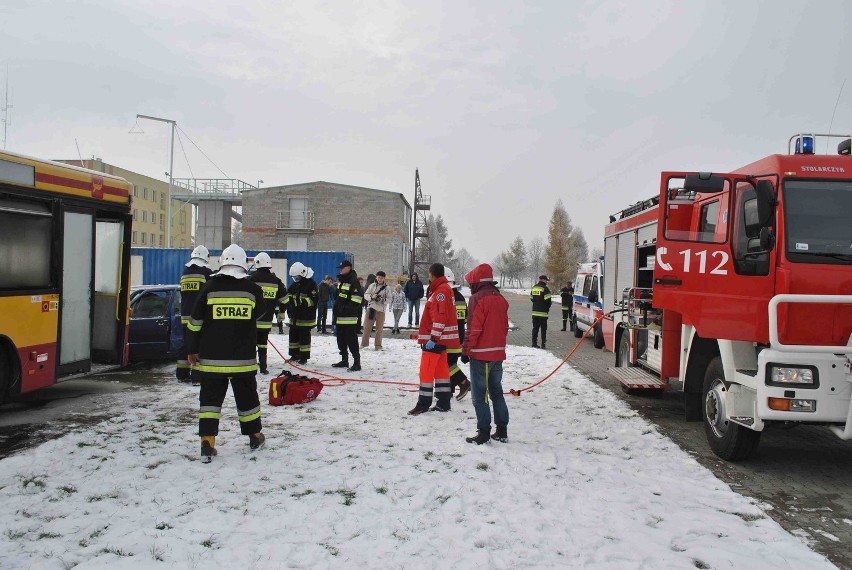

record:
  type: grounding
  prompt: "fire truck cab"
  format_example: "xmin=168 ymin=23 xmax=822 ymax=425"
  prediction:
xmin=603 ymin=134 xmax=852 ymax=460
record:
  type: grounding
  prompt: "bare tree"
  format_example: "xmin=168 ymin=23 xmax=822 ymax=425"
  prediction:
xmin=500 ymin=236 xmax=528 ymax=288
xmin=452 ymin=247 xmax=478 ymax=281
xmin=527 ymin=237 xmax=544 ymax=287
xmin=589 ymin=246 xmax=604 ymax=263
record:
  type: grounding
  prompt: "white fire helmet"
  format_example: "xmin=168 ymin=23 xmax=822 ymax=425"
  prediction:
xmin=289 ymin=261 xmax=307 ymax=278
xmin=253 ymin=252 xmax=272 ymax=269
xmin=186 ymin=245 xmax=210 ymax=267
xmin=445 ymin=267 xmax=458 ymax=288
xmin=305 ymin=266 xmax=314 ymax=279
xmin=219 ymin=244 xmax=248 ymax=270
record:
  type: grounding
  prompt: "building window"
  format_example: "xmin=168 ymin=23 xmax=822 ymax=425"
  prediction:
xmin=133 ymin=209 xmax=137 ymax=221
xmin=142 ymin=211 xmax=147 ymax=222
xmin=180 ymin=210 xmax=186 ymax=223
xmin=143 ymin=187 xmax=148 ymax=199
xmin=159 ymin=213 xmax=165 ymax=230
xmin=286 ymin=236 xmax=308 ymax=250
xmin=152 ymin=190 xmax=157 ymax=202
xmin=150 ymin=233 xmax=155 ymax=245
xmin=132 ymin=231 xmax=137 ymax=244
xmin=133 ymin=186 xmax=138 ymax=197
xmin=151 ymin=211 xmax=156 ymax=223
xmin=160 ymin=195 xmax=165 ymax=210
xmin=159 ymin=235 xmax=164 ymax=247
xmin=141 ymin=233 xmax=146 ymax=244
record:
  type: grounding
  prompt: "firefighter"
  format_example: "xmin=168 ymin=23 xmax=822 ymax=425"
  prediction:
xmin=409 ymin=263 xmax=460 ymax=415
xmin=444 ymin=268 xmax=471 ymax=401
xmin=177 ymin=245 xmax=213 ymax=383
xmin=560 ymin=281 xmax=575 ymax=331
xmin=249 ymin=252 xmax=287 ymax=374
xmin=530 ymin=274 xmax=552 ymax=349
xmin=186 ymin=244 xmax=265 ymax=463
xmin=332 ymin=260 xmax=363 ymax=372
xmin=283 ymin=262 xmax=318 ymax=365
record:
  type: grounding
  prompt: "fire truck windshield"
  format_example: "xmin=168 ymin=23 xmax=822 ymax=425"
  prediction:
xmin=783 ymin=180 xmax=852 ymax=264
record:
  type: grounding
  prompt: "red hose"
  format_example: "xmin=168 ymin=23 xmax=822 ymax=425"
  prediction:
xmin=267 ymin=312 xmax=612 ymax=396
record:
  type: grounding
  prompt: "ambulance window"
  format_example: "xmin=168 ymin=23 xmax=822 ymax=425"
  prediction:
xmin=582 ymin=275 xmax=592 ymax=296
xmin=590 ymin=276 xmax=598 ymax=295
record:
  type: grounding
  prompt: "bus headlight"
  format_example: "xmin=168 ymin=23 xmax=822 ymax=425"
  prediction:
xmin=768 ymin=366 xmax=816 ymax=385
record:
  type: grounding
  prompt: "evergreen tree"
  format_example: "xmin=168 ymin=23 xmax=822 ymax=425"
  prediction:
xmin=427 ymin=214 xmax=456 ymax=267
xmin=545 ymin=200 xmax=573 ymax=286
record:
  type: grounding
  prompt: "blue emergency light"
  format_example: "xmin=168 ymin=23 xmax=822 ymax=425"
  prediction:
xmin=795 ymin=136 xmax=815 ymax=155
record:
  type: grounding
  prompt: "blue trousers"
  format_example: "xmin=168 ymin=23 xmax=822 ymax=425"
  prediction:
xmin=407 ymin=299 xmax=420 ymax=325
xmin=469 ymin=359 xmax=509 ymax=430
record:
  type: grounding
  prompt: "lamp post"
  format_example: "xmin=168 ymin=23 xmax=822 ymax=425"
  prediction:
xmin=257 ymin=179 xmax=264 ymax=188
xmin=136 ymin=114 xmax=176 ymax=247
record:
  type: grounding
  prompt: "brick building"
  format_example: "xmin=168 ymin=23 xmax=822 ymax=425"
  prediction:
xmin=56 ymin=158 xmax=192 ymax=248
xmin=242 ymin=182 xmax=412 ymax=278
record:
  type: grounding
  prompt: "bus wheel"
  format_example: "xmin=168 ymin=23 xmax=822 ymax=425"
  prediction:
xmin=572 ymin=316 xmax=582 ymax=338
xmin=702 ymin=357 xmax=761 ymax=461
xmin=0 ymin=347 xmax=12 ymax=404
xmin=593 ymin=322 xmax=605 ymax=349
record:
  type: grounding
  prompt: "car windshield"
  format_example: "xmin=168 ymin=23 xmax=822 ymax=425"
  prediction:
xmin=784 ymin=180 xmax=852 ymax=264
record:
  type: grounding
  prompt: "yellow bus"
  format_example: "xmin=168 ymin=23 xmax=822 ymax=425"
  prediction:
xmin=0 ymin=150 xmax=133 ymax=402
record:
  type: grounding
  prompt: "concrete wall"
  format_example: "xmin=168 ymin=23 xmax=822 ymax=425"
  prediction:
xmin=242 ymin=182 xmax=411 ymax=279
xmin=196 ymin=201 xmax=233 ymax=250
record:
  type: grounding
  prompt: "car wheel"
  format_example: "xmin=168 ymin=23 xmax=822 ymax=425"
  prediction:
xmin=572 ymin=316 xmax=582 ymax=338
xmin=702 ymin=356 xmax=761 ymax=461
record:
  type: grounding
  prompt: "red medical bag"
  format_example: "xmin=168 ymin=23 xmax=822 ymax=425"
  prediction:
xmin=269 ymin=370 xmax=324 ymax=406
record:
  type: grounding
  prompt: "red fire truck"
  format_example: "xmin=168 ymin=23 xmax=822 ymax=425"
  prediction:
xmin=602 ymin=133 xmax=852 ymax=460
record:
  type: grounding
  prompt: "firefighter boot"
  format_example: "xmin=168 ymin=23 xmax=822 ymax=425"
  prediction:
xmin=249 ymin=432 xmax=266 ymax=451
xmin=491 ymin=425 xmax=508 ymax=443
xmin=332 ymin=356 xmax=349 ymax=368
xmin=431 ymin=383 xmax=451 ymax=412
xmin=201 ymin=436 xmax=217 ymax=464
xmin=455 ymin=378 xmax=471 ymax=401
xmin=466 ymin=429 xmax=490 ymax=445
xmin=348 ymin=358 xmax=361 ymax=372
xmin=258 ymin=349 xmax=268 ymax=375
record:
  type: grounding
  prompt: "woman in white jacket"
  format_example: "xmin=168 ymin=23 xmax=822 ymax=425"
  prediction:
xmin=361 ymin=271 xmax=390 ymax=349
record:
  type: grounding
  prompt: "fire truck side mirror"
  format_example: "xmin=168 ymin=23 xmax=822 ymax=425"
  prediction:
xmin=684 ymin=173 xmax=725 ymax=194
xmin=759 ymin=227 xmax=775 ymax=252
xmin=755 ymin=180 xmax=776 ymax=227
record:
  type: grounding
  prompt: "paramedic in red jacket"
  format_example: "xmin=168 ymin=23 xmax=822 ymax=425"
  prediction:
xmin=409 ymin=263 xmax=460 ymax=415
xmin=462 ymin=263 xmax=510 ymax=445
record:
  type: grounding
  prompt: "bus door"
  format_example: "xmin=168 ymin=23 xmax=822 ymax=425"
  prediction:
xmin=92 ymin=219 xmax=126 ymax=363
xmin=58 ymin=210 xmax=93 ymax=374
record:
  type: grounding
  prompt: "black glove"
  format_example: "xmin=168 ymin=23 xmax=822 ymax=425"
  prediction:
xmin=460 ymin=355 xmax=470 ymax=364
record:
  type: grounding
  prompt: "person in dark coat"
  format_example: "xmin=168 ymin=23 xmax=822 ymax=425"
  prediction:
xmin=560 ymin=281 xmax=575 ymax=331
xmin=332 ymin=260 xmax=364 ymax=371
xmin=404 ymin=272 xmax=425 ymax=327
xmin=317 ymin=275 xmax=332 ymax=334
xmin=177 ymin=246 xmax=213 ymax=383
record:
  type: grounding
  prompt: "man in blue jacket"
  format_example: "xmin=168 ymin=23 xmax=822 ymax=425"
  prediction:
xmin=403 ymin=272 xmax=425 ymax=327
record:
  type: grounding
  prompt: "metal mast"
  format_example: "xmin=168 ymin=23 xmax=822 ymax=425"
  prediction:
xmin=1 ymin=67 xmax=11 ymax=149
xmin=411 ymin=169 xmax=432 ymax=275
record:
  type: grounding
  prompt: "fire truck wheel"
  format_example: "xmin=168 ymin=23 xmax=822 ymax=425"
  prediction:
xmin=572 ymin=317 xmax=582 ymax=338
xmin=702 ymin=357 xmax=761 ymax=461
xmin=593 ymin=323 xmax=605 ymax=349
xmin=0 ymin=347 xmax=11 ymax=404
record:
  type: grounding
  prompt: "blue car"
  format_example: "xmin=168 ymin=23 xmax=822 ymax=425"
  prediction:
xmin=128 ymin=285 xmax=183 ymax=361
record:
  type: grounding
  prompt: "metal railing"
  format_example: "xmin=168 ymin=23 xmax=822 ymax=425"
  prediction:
xmin=276 ymin=210 xmax=315 ymax=231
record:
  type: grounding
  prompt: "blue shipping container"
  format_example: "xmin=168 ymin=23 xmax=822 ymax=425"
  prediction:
xmin=130 ymin=248 xmax=354 ymax=287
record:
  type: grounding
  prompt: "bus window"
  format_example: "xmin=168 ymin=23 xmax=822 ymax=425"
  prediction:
xmin=0 ymin=198 xmax=53 ymax=290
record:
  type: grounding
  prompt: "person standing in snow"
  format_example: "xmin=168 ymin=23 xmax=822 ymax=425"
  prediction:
xmin=177 ymin=245 xmax=213 ymax=383
xmin=462 ymin=263 xmax=510 ymax=445
xmin=186 ymin=244 xmax=266 ymax=463
xmin=332 ymin=260 xmax=364 ymax=371
xmin=283 ymin=262 xmax=319 ymax=365
xmin=404 ymin=272 xmax=425 ymax=327
xmin=317 ymin=275 xmax=332 ymax=334
xmin=390 ymin=283 xmax=406 ymax=334
xmin=444 ymin=268 xmax=471 ymax=401
xmin=248 ymin=252 xmax=287 ymax=374
xmin=362 ymin=271 xmax=390 ymax=349
xmin=409 ymin=263 xmax=459 ymax=415
xmin=530 ymin=274 xmax=552 ymax=349
xmin=560 ymin=281 xmax=574 ymax=331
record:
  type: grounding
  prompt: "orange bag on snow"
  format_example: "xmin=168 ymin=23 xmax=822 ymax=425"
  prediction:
xmin=269 ymin=370 xmax=324 ymax=406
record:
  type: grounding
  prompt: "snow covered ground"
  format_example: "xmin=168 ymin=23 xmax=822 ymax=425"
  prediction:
xmin=0 ymin=335 xmax=835 ymax=569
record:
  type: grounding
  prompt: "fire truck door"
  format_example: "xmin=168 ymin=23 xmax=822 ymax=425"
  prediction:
xmin=653 ymin=173 xmax=770 ymax=342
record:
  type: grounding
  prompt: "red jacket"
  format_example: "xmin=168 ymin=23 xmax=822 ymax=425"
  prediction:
xmin=417 ymin=276 xmax=460 ymax=348
xmin=463 ymin=265 xmax=509 ymax=361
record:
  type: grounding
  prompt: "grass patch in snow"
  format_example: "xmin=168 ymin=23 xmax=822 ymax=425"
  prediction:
xmin=87 ymin=491 xmax=120 ymax=502
xmin=155 ymin=521 xmax=172 ymax=530
xmin=18 ymin=475 xmax=46 ymax=490
xmin=6 ymin=529 xmax=27 ymax=540
xmin=38 ymin=532 xmax=61 ymax=539
xmin=150 ymin=544 xmax=165 ymax=561
xmin=321 ymin=543 xmax=340 ymax=556
xmin=324 ymin=488 xmax=357 ymax=505
xmin=201 ymin=535 xmax=217 ymax=548
xmin=375 ymin=486 xmax=388 ymax=494
xmin=100 ymin=546 xmax=134 ymax=557
xmin=476 ymin=462 xmax=489 ymax=471
xmin=291 ymin=489 xmax=314 ymax=498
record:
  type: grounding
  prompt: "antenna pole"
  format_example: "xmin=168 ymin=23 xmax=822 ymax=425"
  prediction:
xmin=1 ymin=66 xmax=10 ymax=150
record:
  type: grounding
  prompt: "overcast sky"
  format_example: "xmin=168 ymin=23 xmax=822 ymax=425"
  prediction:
xmin=2 ymin=0 xmax=850 ymax=262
